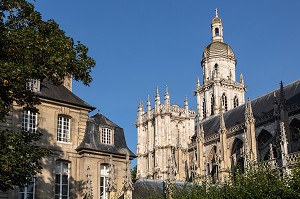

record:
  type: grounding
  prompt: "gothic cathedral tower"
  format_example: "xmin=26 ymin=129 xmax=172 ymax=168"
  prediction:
xmin=195 ymin=9 xmax=245 ymax=120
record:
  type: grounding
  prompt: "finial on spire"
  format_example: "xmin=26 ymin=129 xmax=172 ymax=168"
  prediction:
xmin=215 ymin=8 xmax=218 ymax=17
xmin=196 ymin=77 xmax=201 ymax=88
xmin=165 ymin=85 xmax=169 ymax=96
xmin=156 ymin=86 xmax=159 ymax=97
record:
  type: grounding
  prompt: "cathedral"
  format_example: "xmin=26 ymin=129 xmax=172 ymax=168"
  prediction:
xmin=135 ymin=9 xmax=300 ymax=184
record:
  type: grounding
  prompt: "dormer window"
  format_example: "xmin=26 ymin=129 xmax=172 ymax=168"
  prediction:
xmin=101 ymin=128 xmax=112 ymax=144
xmin=26 ymin=79 xmax=40 ymax=92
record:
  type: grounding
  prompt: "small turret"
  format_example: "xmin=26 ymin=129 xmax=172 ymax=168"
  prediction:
xmin=240 ymin=73 xmax=244 ymax=84
xmin=211 ymin=8 xmax=224 ymax=42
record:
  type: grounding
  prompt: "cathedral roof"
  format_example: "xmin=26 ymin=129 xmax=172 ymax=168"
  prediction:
xmin=202 ymin=41 xmax=236 ymax=63
xmin=201 ymin=80 xmax=300 ymax=139
xmin=37 ymin=80 xmax=95 ymax=110
xmin=76 ymin=113 xmax=136 ymax=158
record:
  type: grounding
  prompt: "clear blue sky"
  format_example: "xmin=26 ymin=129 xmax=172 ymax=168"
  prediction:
xmin=34 ymin=1 xmax=300 ymax=166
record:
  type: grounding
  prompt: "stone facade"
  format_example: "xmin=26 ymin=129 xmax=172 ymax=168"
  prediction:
xmin=136 ymin=9 xmax=300 ymax=184
xmin=1 ymin=80 xmax=135 ymax=199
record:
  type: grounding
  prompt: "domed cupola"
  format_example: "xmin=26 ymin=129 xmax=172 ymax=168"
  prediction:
xmin=195 ymin=9 xmax=245 ymax=121
xmin=202 ymin=8 xmax=236 ymax=66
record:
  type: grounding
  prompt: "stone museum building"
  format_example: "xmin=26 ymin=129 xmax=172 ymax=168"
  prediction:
xmin=0 ymin=76 xmax=135 ymax=198
xmin=136 ymin=9 xmax=300 ymax=184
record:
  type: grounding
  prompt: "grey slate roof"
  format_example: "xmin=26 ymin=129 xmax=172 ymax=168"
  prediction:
xmin=201 ymin=80 xmax=300 ymax=139
xmin=36 ymin=80 xmax=95 ymax=110
xmin=133 ymin=179 xmax=165 ymax=199
xmin=76 ymin=113 xmax=136 ymax=158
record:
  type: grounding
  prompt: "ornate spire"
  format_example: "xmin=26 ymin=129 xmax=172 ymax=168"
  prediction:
xmin=147 ymin=95 xmax=151 ymax=108
xmin=240 ymin=73 xmax=244 ymax=84
xmin=279 ymin=81 xmax=286 ymax=108
xmin=219 ymin=112 xmax=226 ymax=131
xmin=215 ymin=8 xmax=218 ymax=17
xmin=155 ymin=86 xmax=161 ymax=105
xmin=196 ymin=77 xmax=201 ymax=89
xmin=245 ymin=98 xmax=254 ymax=122
xmin=164 ymin=85 xmax=170 ymax=101
xmin=184 ymin=96 xmax=188 ymax=107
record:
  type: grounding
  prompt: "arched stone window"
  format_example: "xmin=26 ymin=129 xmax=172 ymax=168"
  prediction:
xmin=231 ymin=138 xmax=244 ymax=173
xmin=211 ymin=94 xmax=214 ymax=115
xmin=208 ymin=146 xmax=218 ymax=183
xmin=257 ymin=129 xmax=274 ymax=160
xmin=221 ymin=93 xmax=228 ymax=111
xmin=215 ymin=28 xmax=219 ymax=36
xmin=233 ymin=96 xmax=239 ymax=108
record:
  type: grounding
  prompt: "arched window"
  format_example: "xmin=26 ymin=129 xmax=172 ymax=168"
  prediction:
xmin=233 ymin=96 xmax=239 ymax=108
xmin=231 ymin=139 xmax=244 ymax=173
xmin=211 ymin=94 xmax=214 ymax=115
xmin=221 ymin=93 xmax=228 ymax=111
xmin=214 ymin=63 xmax=218 ymax=71
xmin=100 ymin=164 xmax=109 ymax=199
xmin=202 ymin=99 xmax=206 ymax=119
xmin=215 ymin=28 xmax=219 ymax=36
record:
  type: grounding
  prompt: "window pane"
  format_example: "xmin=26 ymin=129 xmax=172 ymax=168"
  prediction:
xmin=62 ymin=175 xmax=68 ymax=184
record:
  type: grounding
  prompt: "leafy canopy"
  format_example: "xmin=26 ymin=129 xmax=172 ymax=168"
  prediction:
xmin=0 ymin=0 xmax=95 ymax=191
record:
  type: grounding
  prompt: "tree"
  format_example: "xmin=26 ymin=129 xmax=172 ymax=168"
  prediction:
xmin=131 ymin=165 xmax=137 ymax=183
xmin=0 ymin=0 xmax=95 ymax=191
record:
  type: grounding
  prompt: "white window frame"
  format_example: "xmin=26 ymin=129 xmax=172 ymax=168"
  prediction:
xmin=18 ymin=177 xmax=35 ymax=199
xmin=55 ymin=161 xmax=70 ymax=199
xmin=22 ymin=110 xmax=37 ymax=133
xmin=57 ymin=116 xmax=71 ymax=143
xmin=101 ymin=128 xmax=112 ymax=144
xmin=100 ymin=164 xmax=109 ymax=199
xmin=26 ymin=79 xmax=40 ymax=92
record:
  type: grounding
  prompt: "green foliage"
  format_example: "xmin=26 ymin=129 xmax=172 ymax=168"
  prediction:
xmin=131 ymin=165 xmax=137 ymax=183
xmin=0 ymin=129 xmax=51 ymax=191
xmin=165 ymin=163 xmax=300 ymax=199
xmin=0 ymin=0 xmax=95 ymax=191
xmin=0 ymin=0 xmax=95 ymax=118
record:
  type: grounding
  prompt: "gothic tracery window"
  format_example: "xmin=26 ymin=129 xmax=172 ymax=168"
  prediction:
xmin=233 ymin=96 xmax=239 ymax=108
xmin=221 ymin=93 xmax=228 ymax=111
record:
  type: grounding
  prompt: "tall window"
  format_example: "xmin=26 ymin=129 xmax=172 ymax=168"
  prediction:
xmin=221 ymin=93 xmax=228 ymax=111
xmin=202 ymin=99 xmax=206 ymax=119
xmin=211 ymin=94 xmax=214 ymax=115
xmin=57 ymin=116 xmax=70 ymax=142
xmin=22 ymin=110 xmax=37 ymax=133
xmin=215 ymin=28 xmax=219 ymax=36
xmin=100 ymin=164 xmax=109 ymax=199
xmin=55 ymin=161 xmax=69 ymax=199
xmin=18 ymin=177 xmax=35 ymax=199
xmin=233 ymin=96 xmax=239 ymax=108
xmin=101 ymin=128 xmax=112 ymax=144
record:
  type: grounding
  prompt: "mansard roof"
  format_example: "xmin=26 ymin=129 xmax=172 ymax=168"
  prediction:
xmin=76 ymin=113 xmax=136 ymax=158
xmin=36 ymin=80 xmax=95 ymax=110
xmin=201 ymin=80 xmax=300 ymax=139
